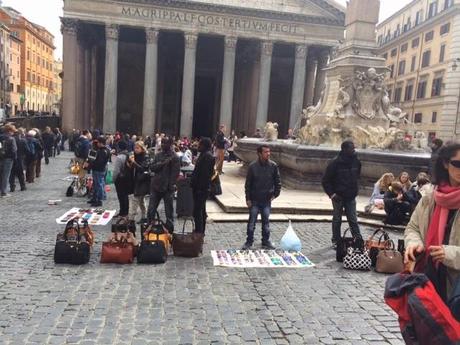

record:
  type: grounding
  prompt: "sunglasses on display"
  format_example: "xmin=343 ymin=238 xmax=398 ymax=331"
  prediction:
xmin=450 ymin=160 xmax=460 ymax=168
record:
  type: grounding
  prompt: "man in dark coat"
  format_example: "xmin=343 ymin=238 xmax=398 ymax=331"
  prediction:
xmin=0 ymin=124 xmax=17 ymax=197
xmin=242 ymin=144 xmax=281 ymax=250
xmin=42 ymin=126 xmax=55 ymax=164
xmin=9 ymin=128 xmax=27 ymax=192
xmin=191 ymin=137 xmax=215 ymax=234
xmin=214 ymin=125 xmax=226 ymax=174
xmin=85 ymin=136 xmax=110 ymax=207
xmin=147 ymin=136 xmax=180 ymax=232
xmin=322 ymin=140 xmax=362 ymax=247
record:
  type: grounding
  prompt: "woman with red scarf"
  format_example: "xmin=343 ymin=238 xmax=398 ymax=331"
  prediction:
xmin=404 ymin=142 xmax=460 ymax=300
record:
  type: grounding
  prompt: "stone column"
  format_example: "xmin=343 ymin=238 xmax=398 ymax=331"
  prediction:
xmin=90 ymin=45 xmax=97 ymax=129
xmin=289 ymin=44 xmax=308 ymax=129
xmin=142 ymin=28 xmax=159 ymax=136
xmin=84 ymin=46 xmax=91 ymax=129
xmin=313 ymin=49 xmax=329 ymax=105
xmin=304 ymin=57 xmax=317 ymax=107
xmin=61 ymin=18 xmax=78 ymax=131
xmin=76 ymin=38 xmax=85 ymax=129
xmin=255 ymin=41 xmax=273 ymax=131
xmin=103 ymin=24 xmax=119 ymax=134
xmin=180 ymin=32 xmax=198 ymax=138
xmin=219 ymin=36 xmax=237 ymax=131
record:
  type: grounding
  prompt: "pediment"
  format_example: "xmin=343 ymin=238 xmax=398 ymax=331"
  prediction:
xmin=115 ymin=0 xmax=345 ymax=24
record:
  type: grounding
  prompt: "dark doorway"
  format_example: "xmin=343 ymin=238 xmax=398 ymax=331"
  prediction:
xmin=193 ymin=76 xmax=216 ymax=138
xmin=157 ymin=32 xmax=184 ymax=136
xmin=192 ymin=35 xmax=223 ymax=138
xmin=268 ymin=43 xmax=295 ymax=137
xmin=117 ymin=27 xmax=146 ymax=134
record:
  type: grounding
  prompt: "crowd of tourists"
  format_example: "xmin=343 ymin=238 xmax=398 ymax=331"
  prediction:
xmin=0 ymin=123 xmax=63 ymax=197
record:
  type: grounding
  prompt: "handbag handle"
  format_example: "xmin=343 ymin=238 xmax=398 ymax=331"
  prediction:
xmin=383 ymin=239 xmax=396 ymax=251
xmin=377 ymin=231 xmax=390 ymax=244
xmin=64 ymin=219 xmax=81 ymax=241
xmin=369 ymin=228 xmax=387 ymax=241
xmin=181 ymin=219 xmax=195 ymax=234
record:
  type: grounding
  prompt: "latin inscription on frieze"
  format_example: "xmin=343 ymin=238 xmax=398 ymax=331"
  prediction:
xmin=121 ymin=6 xmax=299 ymax=34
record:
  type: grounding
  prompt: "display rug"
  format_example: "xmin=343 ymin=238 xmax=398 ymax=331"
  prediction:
xmin=211 ymin=250 xmax=315 ymax=268
xmin=56 ymin=207 xmax=116 ymax=226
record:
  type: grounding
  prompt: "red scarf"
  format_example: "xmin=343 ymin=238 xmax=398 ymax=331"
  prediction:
xmin=425 ymin=184 xmax=460 ymax=250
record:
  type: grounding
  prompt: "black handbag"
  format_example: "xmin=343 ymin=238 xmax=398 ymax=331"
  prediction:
xmin=210 ymin=173 xmax=222 ymax=196
xmin=54 ymin=220 xmax=90 ymax=265
xmin=112 ymin=217 xmax=136 ymax=236
xmin=137 ymin=232 xmax=168 ymax=264
xmin=336 ymin=228 xmax=360 ymax=262
xmin=66 ymin=180 xmax=75 ymax=197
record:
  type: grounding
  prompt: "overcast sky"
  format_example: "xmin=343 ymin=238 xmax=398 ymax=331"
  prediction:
xmin=3 ymin=0 xmax=413 ymax=60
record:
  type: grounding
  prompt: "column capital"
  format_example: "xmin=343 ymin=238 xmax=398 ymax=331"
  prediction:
xmin=105 ymin=24 xmax=119 ymax=41
xmin=60 ymin=17 xmax=78 ymax=36
xmin=261 ymin=41 xmax=273 ymax=56
xmin=145 ymin=28 xmax=159 ymax=44
xmin=224 ymin=36 xmax=238 ymax=50
xmin=295 ymin=44 xmax=308 ymax=59
xmin=184 ymin=32 xmax=198 ymax=49
xmin=318 ymin=47 xmax=330 ymax=63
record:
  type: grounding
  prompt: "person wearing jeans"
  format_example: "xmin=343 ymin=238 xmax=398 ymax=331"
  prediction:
xmin=322 ymin=140 xmax=363 ymax=247
xmin=242 ymin=145 xmax=281 ymax=250
xmin=85 ymin=136 xmax=110 ymax=207
xmin=0 ymin=124 xmax=18 ymax=197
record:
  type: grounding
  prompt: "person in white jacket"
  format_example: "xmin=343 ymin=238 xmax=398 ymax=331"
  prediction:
xmin=404 ymin=141 xmax=460 ymax=300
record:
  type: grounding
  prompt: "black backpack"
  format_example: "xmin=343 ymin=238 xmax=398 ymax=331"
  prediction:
xmin=74 ymin=139 xmax=84 ymax=158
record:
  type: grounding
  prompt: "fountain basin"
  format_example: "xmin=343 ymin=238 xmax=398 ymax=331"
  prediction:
xmin=234 ymin=138 xmax=431 ymax=190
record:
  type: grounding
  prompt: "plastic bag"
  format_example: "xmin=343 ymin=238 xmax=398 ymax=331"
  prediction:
xmin=280 ymin=221 xmax=302 ymax=251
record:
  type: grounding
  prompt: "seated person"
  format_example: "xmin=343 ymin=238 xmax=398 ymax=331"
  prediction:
xmin=364 ymin=172 xmax=394 ymax=213
xmin=404 ymin=172 xmax=433 ymax=212
xmin=398 ymin=171 xmax=412 ymax=192
xmin=384 ymin=181 xmax=412 ymax=225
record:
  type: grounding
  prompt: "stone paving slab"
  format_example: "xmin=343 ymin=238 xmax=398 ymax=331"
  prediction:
xmin=0 ymin=152 xmax=405 ymax=345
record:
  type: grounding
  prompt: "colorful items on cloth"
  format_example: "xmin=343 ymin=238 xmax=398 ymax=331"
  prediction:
xmin=56 ymin=207 xmax=116 ymax=226
xmin=211 ymin=250 xmax=314 ymax=268
xmin=280 ymin=221 xmax=302 ymax=252
xmin=385 ymin=272 xmax=460 ymax=345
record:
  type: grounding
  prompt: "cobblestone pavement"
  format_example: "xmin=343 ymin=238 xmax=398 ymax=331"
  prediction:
xmin=0 ymin=152 xmax=405 ymax=345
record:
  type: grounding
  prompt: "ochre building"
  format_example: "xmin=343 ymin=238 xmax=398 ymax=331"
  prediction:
xmin=62 ymin=0 xmax=346 ymax=137
xmin=376 ymin=0 xmax=460 ymax=141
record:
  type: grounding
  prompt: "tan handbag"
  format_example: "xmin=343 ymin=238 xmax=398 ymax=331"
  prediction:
xmin=375 ymin=241 xmax=404 ymax=274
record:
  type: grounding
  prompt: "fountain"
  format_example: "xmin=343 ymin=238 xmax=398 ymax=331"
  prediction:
xmin=235 ymin=0 xmax=430 ymax=189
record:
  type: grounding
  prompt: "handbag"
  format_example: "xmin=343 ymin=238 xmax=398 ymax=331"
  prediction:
xmin=80 ymin=219 xmax=95 ymax=247
xmin=375 ymin=240 xmax=404 ymax=274
xmin=137 ymin=232 xmax=168 ymax=264
xmin=210 ymin=172 xmax=222 ymax=196
xmin=343 ymin=247 xmax=371 ymax=271
xmin=66 ymin=180 xmax=75 ymax=197
xmin=143 ymin=212 xmax=171 ymax=252
xmin=336 ymin=228 xmax=359 ymax=262
xmin=448 ymin=276 xmax=460 ymax=321
xmin=366 ymin=229 xmax=391 ymax=267
xmin=111 ymin=217 xmax=136 ymax=235
xmin=54 ymin=220 xmax=90 ymax=265
xmin=100 ymin=238 xmax=135 ymax=264
xmin=172 ymin=219 xmax=204 ymax=258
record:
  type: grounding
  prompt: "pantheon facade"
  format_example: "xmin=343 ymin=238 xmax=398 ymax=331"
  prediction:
xmin=62 ymin=0 xmax=345 ymax=137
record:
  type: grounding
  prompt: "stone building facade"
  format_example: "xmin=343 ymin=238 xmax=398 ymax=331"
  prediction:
xmin=61 ymin=0 xmax=345 ymax=137
xmin=8 ymin=31 xmax=22 ymax=116
xmin=376 ymin=0 xmax=460 ymax=141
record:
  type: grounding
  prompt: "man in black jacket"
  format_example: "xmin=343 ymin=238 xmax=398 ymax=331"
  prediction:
xmin=85 ymin=136 xmax=110 ymax=207
xmin=242 ymin=145 xmax=281 ymax=250
xmin=9 ymin=128 xmax=27 ymax=192
xmin=322 ymin=140 xmax=362 ymax=247
xmin=191 ymin=137 xmax=215 ymax=234
xmin=147 ymin=136 xmax=180 ymax=232
xmin=0 ymin=124 xmax=17 ymax=197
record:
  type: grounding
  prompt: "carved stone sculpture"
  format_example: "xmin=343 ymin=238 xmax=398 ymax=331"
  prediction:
xmin=263 ymin=122 xmax=279 ymax=141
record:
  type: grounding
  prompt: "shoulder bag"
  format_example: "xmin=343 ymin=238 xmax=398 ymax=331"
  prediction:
xmin=172 ymin=219 xmax=204 ymax=258
xmin=54 ymin=219 xmax=90 ymax=265
xmin=375 ymin=240 xmax=404 ymax=274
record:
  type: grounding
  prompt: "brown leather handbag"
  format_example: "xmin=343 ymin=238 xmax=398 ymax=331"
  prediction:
xmin=172 ymin=219 xmax=204 ymax=258
xmin=375 ymin=240 xmax=404 ymax=274
xmin=366 ymin=228 xmax=391 ymax=267
xmin=100 ymin=238 xmax=135 ymax=264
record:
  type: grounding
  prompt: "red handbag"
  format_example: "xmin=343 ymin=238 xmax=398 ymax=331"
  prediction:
xmin=100 ymin=239 xmax=134 ymax=264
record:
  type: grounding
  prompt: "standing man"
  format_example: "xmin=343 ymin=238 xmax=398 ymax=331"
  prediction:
xmin=0 ymin=124 xmax=17 ymax=197
xmin=147 ymin=136 xmax=180 ymax=232
xmin=242 ymin=145 xmax=281 ymax=250
xmin=84 ymin=136 xmax=110 ymax=207
xmin=214 ymin=125 xmax=226 ymax=174
xmin=42 ymin=126 xmax=55 ymax=164
xmin=191 ymin=137 xmax=215 ymax=234
xmin=9 ymin=128 xmax=27 ymax=192
xmin=322 ymin=140 xmax=363 ymax=248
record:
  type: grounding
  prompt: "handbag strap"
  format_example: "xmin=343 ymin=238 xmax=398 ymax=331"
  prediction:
xmin=377 ymin=231 xmax=390 ymax=244
xmin=64 ymin=219 xmax=81 ymax=241
xmin=383 ymin=239 xmax=396 ymax=251
xmin=369 ymin=228 xmax=387 ymax=241
xmin=181 ymin=218 xmax=195 ymax=234
xmin=342 ymin=228 xmax=352 ymax=239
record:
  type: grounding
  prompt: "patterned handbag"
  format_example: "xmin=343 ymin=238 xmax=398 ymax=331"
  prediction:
xmin=343 ymin=247 xmax=372 ymax=271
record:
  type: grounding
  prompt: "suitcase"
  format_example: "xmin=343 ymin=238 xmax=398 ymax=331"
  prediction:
xmin=176 ymin=177 xmax=194 ymax=217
